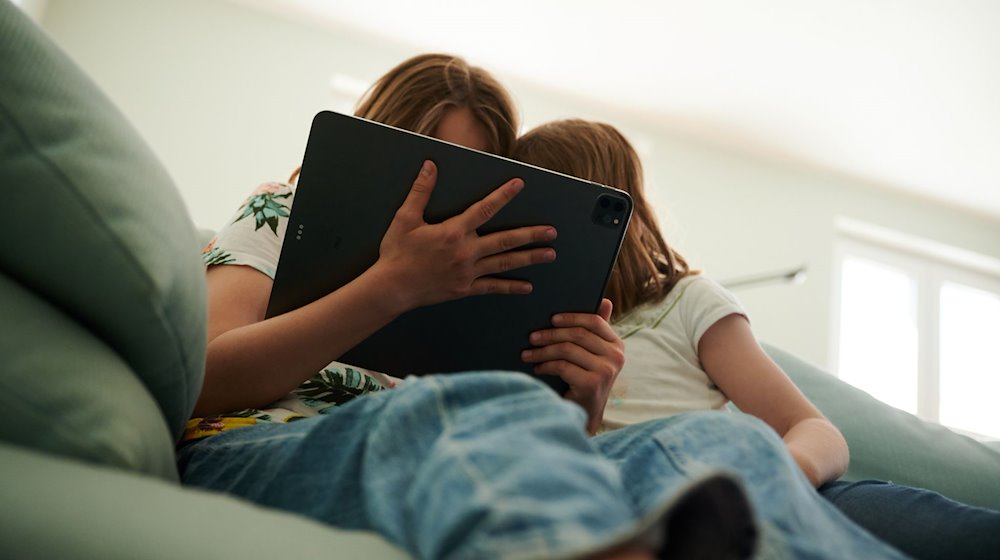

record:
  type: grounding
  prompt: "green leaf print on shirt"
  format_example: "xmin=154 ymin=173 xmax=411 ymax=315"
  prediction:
xmin=295 ymin=367 xmax=384 ymax=407
xmin=203 ymin=246 xmax=235 ymax=266
xmin=235 ymin=191 xmax=292 ymax=235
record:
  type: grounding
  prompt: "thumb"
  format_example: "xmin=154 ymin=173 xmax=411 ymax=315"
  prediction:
xmin=598 ymin=298 xmax=614 ymax=322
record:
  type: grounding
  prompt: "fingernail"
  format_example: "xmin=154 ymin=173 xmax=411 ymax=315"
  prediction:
xmin=511 ymin=178 xmax=524 ymax=191
xmin=521 ymin=350 xmax=532 ymax=360
xmin=543 ymin=249 xmax=556 ymax=261
xmin=530 ymin=331 xmax=541 ymax=343
xmin=552 ymin=314 xmax=563 ymax=324
xmin=545 ymin=227 xmax=557 ymax=240
xmin=421 ymin=160 xmax=433 ymax=176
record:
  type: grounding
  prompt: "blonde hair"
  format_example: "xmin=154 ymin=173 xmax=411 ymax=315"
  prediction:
xmin=289 ymin=53 xmax=518 ymax=183
xmin=513 ymin=119 xmax=695 ymax=318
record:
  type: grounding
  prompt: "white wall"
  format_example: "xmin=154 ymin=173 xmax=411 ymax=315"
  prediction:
xmin=38 ymin=0 xmax=1000 ymax=368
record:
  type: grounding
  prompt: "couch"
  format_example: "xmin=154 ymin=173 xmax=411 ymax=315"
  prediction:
xmin=1 ymin=2 xmax=998 ymax=558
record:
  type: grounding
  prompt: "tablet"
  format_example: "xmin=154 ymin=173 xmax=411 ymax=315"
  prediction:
xmin=267 ymin=111 xmax=632 ymax=393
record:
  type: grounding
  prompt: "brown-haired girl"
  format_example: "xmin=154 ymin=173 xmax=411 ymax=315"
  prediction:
xmin=514 ymin=118 xmax=1000 ymax=560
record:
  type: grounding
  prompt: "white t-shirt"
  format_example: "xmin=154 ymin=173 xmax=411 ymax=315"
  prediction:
xmin=602 ymin=274 xmax=746 ymax=431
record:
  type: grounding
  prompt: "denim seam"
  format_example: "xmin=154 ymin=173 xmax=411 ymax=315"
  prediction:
xmin=427 ymin=377 xmax=626 ymax=560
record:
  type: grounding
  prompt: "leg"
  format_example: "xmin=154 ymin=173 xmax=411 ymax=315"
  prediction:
xmin=594 ymin=411 xmax=909 ymax=559
xmin=820 ymin=480 xmax=1000 ymax=560
xmin=179 ymin=373 xmax=731 ymax=559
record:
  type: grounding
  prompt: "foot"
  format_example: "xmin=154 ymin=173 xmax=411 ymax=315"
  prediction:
xmin=659 ymin=473 xmax=757 ymax=559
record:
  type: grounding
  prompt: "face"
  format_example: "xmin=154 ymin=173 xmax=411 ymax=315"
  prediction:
xmin=432 ymin=106 xmax=490 ymax=152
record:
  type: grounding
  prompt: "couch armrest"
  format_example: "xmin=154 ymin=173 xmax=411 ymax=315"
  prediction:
xmin=764 ymin=342 xmax=1000 ymax=510
xmin=0 ymin=442 xmax=409 ymax=559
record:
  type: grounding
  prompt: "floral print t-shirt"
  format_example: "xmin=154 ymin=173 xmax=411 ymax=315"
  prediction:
xmin=184 ymin=182 xmax=396 ymax=442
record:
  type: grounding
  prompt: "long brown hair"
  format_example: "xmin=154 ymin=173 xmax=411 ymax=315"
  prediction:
xmin=289 ymin=53 xmax=518 ymax=182
xmin=513 ymin=119 xmax=695 ymax=318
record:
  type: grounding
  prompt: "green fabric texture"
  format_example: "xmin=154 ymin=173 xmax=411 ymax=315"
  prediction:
xmin=0 ymin=442 xmax=409 ymax=560
xmin=0 ymin=2 xmax=206 ymax=444
xmin=0 ymin=273 xmax=178 ymax=480
xmin=764 ymin=342 xmax=1000 ymax=510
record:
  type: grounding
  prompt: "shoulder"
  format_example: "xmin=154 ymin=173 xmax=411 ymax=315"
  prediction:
xmin=677 ymin=274 xmax=739 ymax=305
xmin=201 ymin=181 xmax=296 ymax=277
xmin=675 ymin=273 xmax=747 ymax=342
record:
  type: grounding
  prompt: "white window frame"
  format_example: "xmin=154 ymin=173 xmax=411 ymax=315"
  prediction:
xmin=830 ymin=219 xmax=1000 ymax=436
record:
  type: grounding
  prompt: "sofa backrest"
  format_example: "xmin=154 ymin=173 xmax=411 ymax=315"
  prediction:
xmin=765 ymin=342 xmax=1000 ymax=510
xmin=0 ymin=3 xmax=206 ymax=481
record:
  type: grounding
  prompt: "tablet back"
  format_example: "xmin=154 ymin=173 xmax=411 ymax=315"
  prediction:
xmin=267 ymin=111 xmax=632 ymax=393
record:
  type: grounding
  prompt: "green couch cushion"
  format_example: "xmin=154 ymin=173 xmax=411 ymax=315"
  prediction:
xmin=0 ymin=273 xmax=178 ymax=480
xmin=764 ymin=343 xmax=1000 ymax=510
xmin=0 ymin=5 xmax=206 ymax=457
xmin=0 ymin=442 xmax=408 ymax=560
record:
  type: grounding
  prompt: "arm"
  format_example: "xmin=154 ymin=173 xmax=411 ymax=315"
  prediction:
xmin=196 ymin=160 xmax=557 ymax=416
xmin=698 ymin=314 xmax=849 ymax=487
xmin=522 ymin=298 xmax=626 ymax=435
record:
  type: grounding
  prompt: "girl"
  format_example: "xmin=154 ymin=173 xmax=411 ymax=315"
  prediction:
xmin=514 ymin=118 xmax=1000 ymax=560
xmin=180 ymin=54 xmax=763 ymax=560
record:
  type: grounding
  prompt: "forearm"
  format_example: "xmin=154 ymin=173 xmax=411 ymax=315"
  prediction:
xmin=782 ymin=417 xmax=850 ymax=487
xmin=195 ymin=265 xmax=407 ymax=416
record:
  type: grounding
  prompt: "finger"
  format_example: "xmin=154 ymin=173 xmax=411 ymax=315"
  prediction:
xmin=545 ymin=312 xmax=619 ymax=344
xmin=598 ymin=298 xmax=614 ymax=322
xmin=474 ymin=247 xmax=556 ymax=276
xmin=397 ymin=160 xmax=437 ymax=220
xmin=457 ymin=177 xmax=524 ymax=229
xmin=469 ymin=277 xmax=533 ymax=295
xmin=476 ymin=225 xmax=557 ymax=258
xmin=526 ymin=327 xmax=608 ymax=359
xmin=539 ymin=360 xmax=610 ymax=435
xmin=522 ymin=341 xmax=602 ymax=372
xmin=534 ymin=360 xmax=596 ymax=392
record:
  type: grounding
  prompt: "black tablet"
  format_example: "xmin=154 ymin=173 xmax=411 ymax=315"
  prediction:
xmin=267 ymin=111 xmax=632 ymax=393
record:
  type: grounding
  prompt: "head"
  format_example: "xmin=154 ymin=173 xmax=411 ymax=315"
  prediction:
xmin=512 ymin=119 xmax=694 ymax=318
xmin=356 ymin=53 xmax=518 ymax=153
xmin=290 ymin=54 xmax=518 ymax=183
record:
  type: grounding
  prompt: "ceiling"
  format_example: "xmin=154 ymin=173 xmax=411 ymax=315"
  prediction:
xmin=227 ymin=0 xmax=1000 ymax=220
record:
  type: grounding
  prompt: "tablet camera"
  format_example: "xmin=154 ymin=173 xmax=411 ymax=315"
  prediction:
xmin=592 ymin=194 xmax=628 ymax=228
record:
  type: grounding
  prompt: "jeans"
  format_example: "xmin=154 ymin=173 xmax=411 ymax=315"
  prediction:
xmin=178 ymin=372 xmax=905 ymax=559
xmin=594 ymin=412 xmax=907 ymax=559
xmin=820 ymin=479 xmax=1000 ymax=560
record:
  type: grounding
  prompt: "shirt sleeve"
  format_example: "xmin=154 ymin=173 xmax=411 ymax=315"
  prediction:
xmin=679 ymin=275 xmax=748 ymax=351
xmin=201 ymin=182 xmax=295 ymax=279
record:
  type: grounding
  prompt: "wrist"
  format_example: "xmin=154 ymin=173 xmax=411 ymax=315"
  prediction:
xmin=361 ymin=260 xmax=418 ymax=318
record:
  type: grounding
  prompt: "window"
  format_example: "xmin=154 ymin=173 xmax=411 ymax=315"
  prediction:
xmin=831 ymin=220 xmax=1000 ymax=440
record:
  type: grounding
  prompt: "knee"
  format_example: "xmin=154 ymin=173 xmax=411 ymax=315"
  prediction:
xmin=673 ymin=409 xmax=771 ymax=431
xmin=654 ymin=410 xmax=784 ymax=450
xmin=388 ymin=371 xmax=576 ymax=422
xmin=432 ymin=372 xmax=587 ymax=431
xmin=427 ymin=370 xmax=561 ymax=405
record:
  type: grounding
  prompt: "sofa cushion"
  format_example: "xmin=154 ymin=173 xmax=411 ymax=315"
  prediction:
xmin=0 ymin=274 xmax=178 ymax=480
xmin=0 ymin=3 xmax=206 ymax=474
xmin=764 ymin=343 xmax=1000 ymax=510
xmin=0 ymin=441 xmax=409 ymax=560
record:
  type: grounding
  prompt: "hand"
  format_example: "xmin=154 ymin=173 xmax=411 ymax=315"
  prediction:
xmin=521 ymin=298 xmax=625 ymax=435
xmin=372 ymin=160 xmax=558 ymax=312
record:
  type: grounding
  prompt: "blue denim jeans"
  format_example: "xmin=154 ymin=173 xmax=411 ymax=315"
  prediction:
xmin=178 ymin=373 xmax=905 ymax=559
xmin=594 ymin=412 xmax=907 ymax=559
xmin=820 ymin=479 xmax=1000 ymax=560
